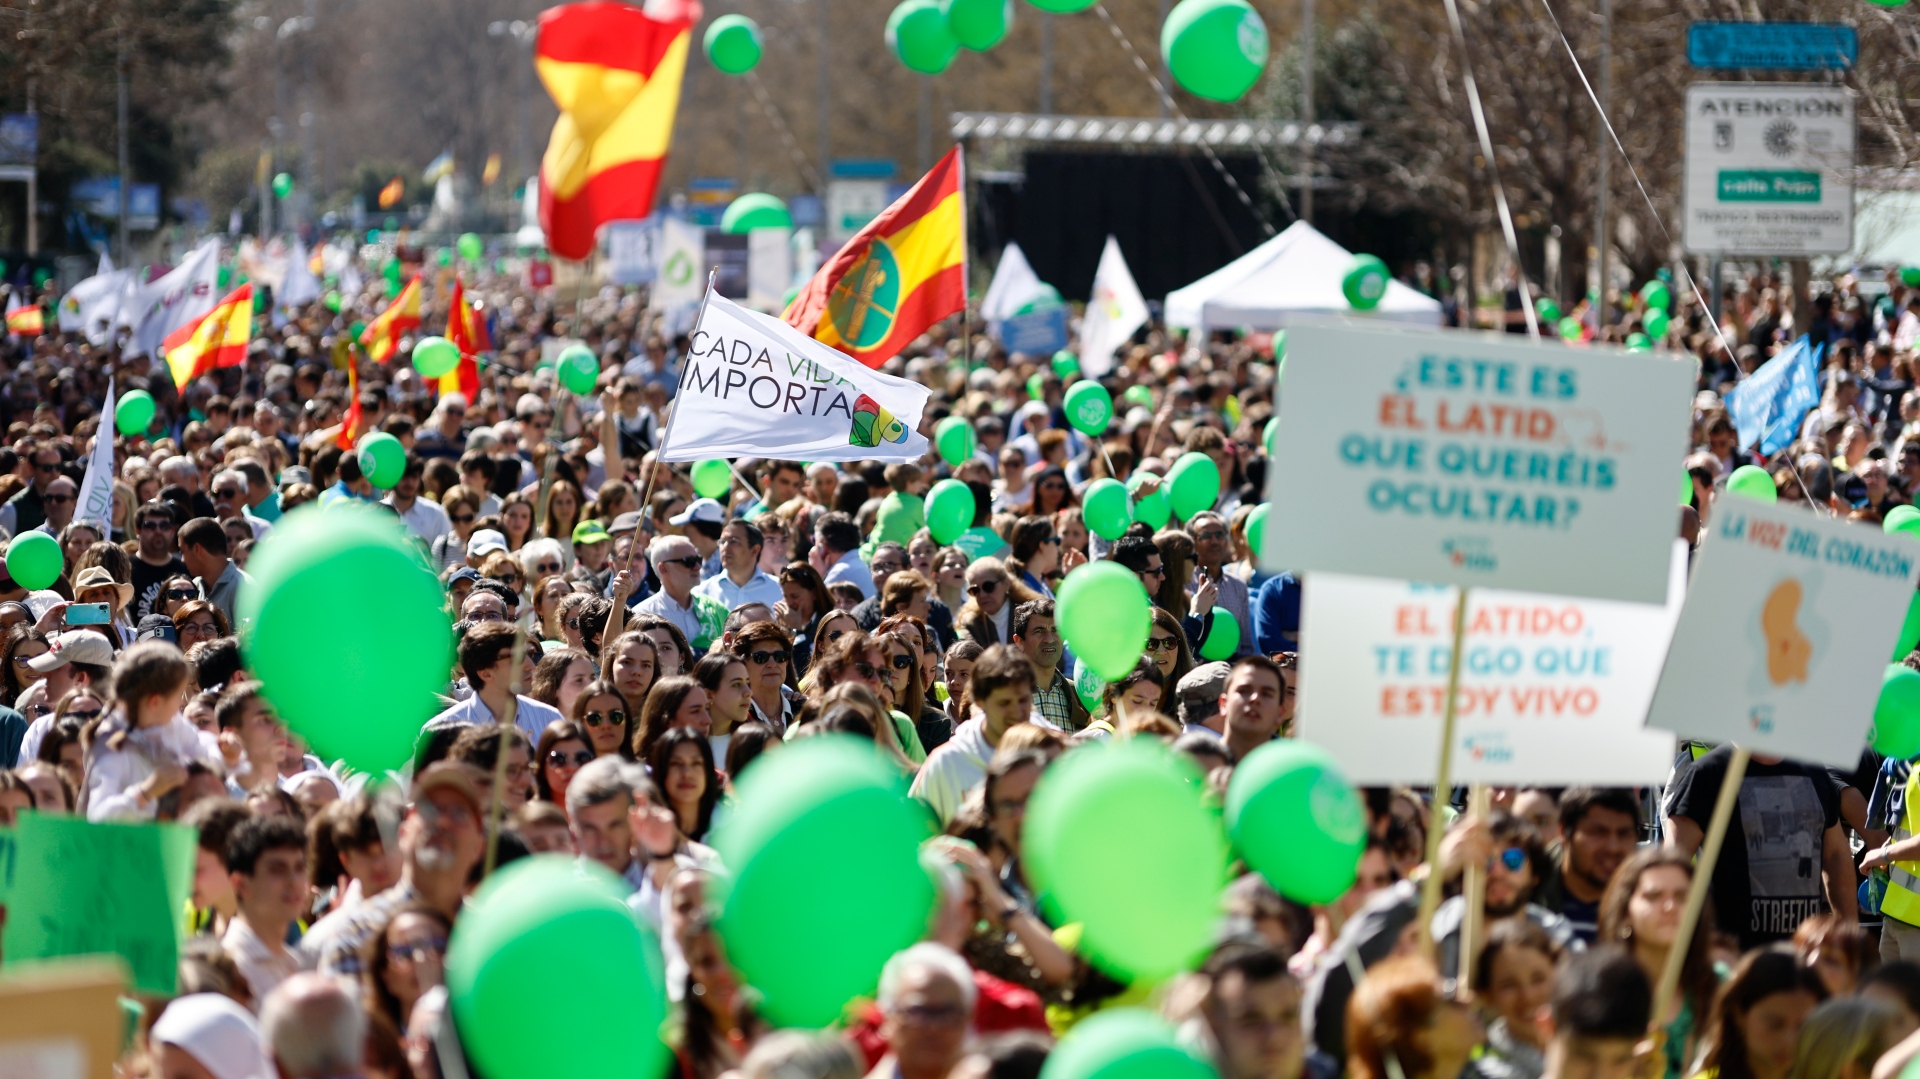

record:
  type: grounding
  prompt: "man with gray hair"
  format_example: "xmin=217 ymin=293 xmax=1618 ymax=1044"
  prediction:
xmin=260 ymin=973 xmax=364 ymax=1079
xmin=1177 ymin=662 xmax=1232 ymax=737
xmin=637 ymin=534 xmax=726 ymax=653
xmin=569 ymin=757 xmax=719 ymax=907
xmin=873 ymin=943 xmax=975 ymax=1079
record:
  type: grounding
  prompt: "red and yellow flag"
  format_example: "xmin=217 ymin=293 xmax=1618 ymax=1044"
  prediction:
xmin=4 ymin=298 xmax=43 ymax=337
xmin=442 ymin=279 xmax=488 ymax=401
xmin=784 ymin=148 xmax=966 ymax=369
xmin=534 ymin=0 xmax=694 ymax=261
xmin=337 ymin=358 xmax=363 ymax=451
xmin=360 ymin=274 xmax=423 ymax=363
xmin=163 ymin=284 xmax=253 ymax=389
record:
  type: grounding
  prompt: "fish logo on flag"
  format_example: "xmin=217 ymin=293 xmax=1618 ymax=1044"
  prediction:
xmin=850 ymin=394 xmax=908 ymax=449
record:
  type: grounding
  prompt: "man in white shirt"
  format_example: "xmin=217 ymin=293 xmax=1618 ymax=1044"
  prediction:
xmin=810 ymin=511 xmax=873 ymax=599
xmin=637 ymin=535 xmax=727 ymax=653
xmin=911 ymin=645 xmax=1036 ymax=825
xmin=427 ymin=622 xmax=561 ymax=739
xmin=222 ymin=815 xmax=308 ymax=1010
xmin=693 ymin=520 xmax=783 ymax=611
xmin=381 ymin=454 xmax=451 ymax=544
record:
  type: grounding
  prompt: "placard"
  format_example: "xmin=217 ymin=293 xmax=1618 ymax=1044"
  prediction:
xmin=1264 ymin=323 xmax=1694 ymax=604
xmin=1647 ymin=500 xmax=1917 ymax=767
xmin=1683 ymin=83 xmax=1854 ymax=256
xmin=1296 ymin=541 xmax=1686 ymax=784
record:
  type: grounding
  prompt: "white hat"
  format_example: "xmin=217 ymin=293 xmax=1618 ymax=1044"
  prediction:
xmin=466 ymin=529 xmax=508 ymax=559
xmin=150 ymin=994 xmax=273 ymax=1079
xmin=669 ymin=498 xmax=725 ymax=527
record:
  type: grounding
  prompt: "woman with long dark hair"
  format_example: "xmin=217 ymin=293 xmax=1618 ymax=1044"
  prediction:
xmin=1599 ymin=847 xmax=1719 ymax=1079
xmin=1003 ymin=516 xmax=1062 ymax=599
xmin=1020 ymin=465 xmax=1077 ymax=518
xmin=534 ymin=720 xmax=595 ymax=807
xmin=1698 ymin=950 xmax=1828 ymax=1079
xmin=776 ymin=562 xmax=833 ymax=674
xmin=1146 ymin=607 xmax=1195 ymax=716
xmin=635 ymin=676 xmax=709 ymax=762
xmin=649 ymin=727 xmax=722 ymax=844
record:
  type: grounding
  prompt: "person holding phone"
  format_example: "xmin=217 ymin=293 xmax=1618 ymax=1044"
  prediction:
xmin=71 ymin=566 xmax=133 ymax=648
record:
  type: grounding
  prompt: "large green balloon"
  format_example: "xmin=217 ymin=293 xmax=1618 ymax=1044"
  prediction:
xmin=1341 ymin=254 xmax=1389 ymax=311
xmin=943 ymin=0 xmax=1010 ymax=50
xmin=1226 ymin=741 xmax=1366 ymax=905
xmin=1166 ymin=451 xmax=1221 ymax=521
xmin=1128 ymin=473 xmax=1172 ymax=530
xmin=692 ymin=460 xmax=732 ymax=501
xmin=1064 ymin=381 xmax=1114 ymax=436
xmin=936 ymin=416 xmax=977 ymax=468
xmin=722 ymin=193 xmax=792 ymax=234
xmin=1082 ymin=478 xmax=1132 ymax=541
xmin=713 ymin=736 xmax=935 ymax=1027
xmin=1887 ymin=505 xmax=1920 ymax=542
xmin=357 ymin=432 xmax=405 ymax=490
xmin=887 ymin=0 xmax=960 ymax=74
xmin=1874 ymin=664 xmax=1920 ymax=760
xmin=1245 ymin=502 xmax=1271 ymax=562
xmin=1197 ymin=605 xmax=1239 ymax=660
xmin=1644 ymin=308 xmax=1671 ymax=339
xmin=448 ymin=856 xmax=668 ymax=1079
xmin=412 ymin=336 xmax=460 ymax=379
xmin=1025 ymin=740 xmax=1227 ymax=981
xmin=557 ymin=343 xmax=599 ymax=395
xmin=1056 ymin=561 xmax=1153 ymax=681
xmin=1040 ymin=1009 xmax=1219 ymax=1079
xmin=239 ymin=505 xmax=452 ymax=772
xmin=704 ymin=14 xmax=764 ymax=74
xmin=1727 ymin=464 xmax=1777 ymax=503
xmin=115 ymin=389 xmax=156 ymax=437
xmin=272 ymin=172 xmax=294 ymax=199
xmin=1894 ymin=591 xmax=1920 ymax=662
xmin=1160 ymin=0 xmax=1268 ymax=103
xmin=5 ymin=532 xmax=61 ymax=591
xmin=925 ymin=479 xmax=974 ymax=545
xmin=457 ymin=233 xmax=484 ymax=262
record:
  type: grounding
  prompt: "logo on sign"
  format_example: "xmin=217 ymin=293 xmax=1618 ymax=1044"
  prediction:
xmin=1463 ymin=731 xmax=1514 ymax=764
xmin=1441 ymin=536 xmax=1496 ymax=571
xmin=1749 ymin=704 xmax=1776 ymax=734
xmin=1765 ymin=119 xmax=1797 ymax=157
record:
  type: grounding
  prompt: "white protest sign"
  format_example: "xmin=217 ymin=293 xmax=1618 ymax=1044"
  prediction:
xmin=1296 ymin=541 xmax=1686 ymax=784
xmin=1647 ymin=499 xmax=1917 ymax=767
xmin=1265 ymin=323 xmax=1694 ymax=604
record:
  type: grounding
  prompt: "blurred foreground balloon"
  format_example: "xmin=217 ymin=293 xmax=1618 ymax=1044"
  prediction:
xmin=1040 ymin=1009 xmax=1218 ymax=1079
xmin=1341 ymin=254 xmax=1389 ymax=310
xmin=1245 ymin=502 xmax=1271 ymax=561
xmin=691 ymin=460 xmax=733 ymax=501
xmin=704 ymin=13 xmax=764 ymax=73
xmin=887 ymin=0 xmax=960 ymax=73
xmin=357 ymin=432 xmax=405 ymax=489
xmin=448 ymin=857 xmax=669 ymax=1079
xmin=713 ymin=736 xmax=934 ymax=1027
xmin=936 ymin=416 xmax=976 ymax=467
xmin=1726 ymin=465 xmax=1777 ymax=502
xmin=1892 ymin=591 xmax=1920 ymax=662
xmin=1227 ymin=741 xmax=1365 ymax=904
xmin=239 ymin=504 xmax=452 ymax=772
xmin=1160 ymin=0 xmax=1268 ymax=103
xmin=1197 ymin=605 xmax=1239 ymax=660
xmin=411 ymin=336 xmax=459 ymax=380
xmin=1056 ymin=561 xmax=1153 ymax=681
xmin=1874 ymin=664 xmax=1920 ymax=759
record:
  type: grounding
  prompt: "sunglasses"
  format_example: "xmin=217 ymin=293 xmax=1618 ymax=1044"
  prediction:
xmin=583 ymin=710 xmax=627 ymax=728
xmin=533 ymin=562 xmax=560 ymax=574
xmin=1492 ymin=847 xmax=1527 ymax=872
xmin=889 ymin=653 xmax=914 ymax=670
xmin=1144 ymin=636 xmax=1180 ymax=653
xmin=746 ymin=649 xmax=790 ymax=666
xmin=166 ymin=589 xmax=198 ymax=601
xmin=138 ymin=521 xmax=173 ymax=532
xmin=42 ymin=495 xmax=71 ymax=505
xmin=1044 ymin=535 xmax=1062 ymax=545
xmin=491 ymin=573 xmax=521 ymax=585
xmin=32 ymin=462 xmax=57 ymax=473
xmin=212 ymin=489 xmax=243 ymax=499
xmin=848 ymin=661 xmax=880 ymax=680
xmin=1141 ymin=565 xmax=1167 ymax=578
xmin=967 ymin=580 xmax=1000 ymax=595
xmin=547 ymin=748 xmax=595 ymax=767
xmin=387 ymin=939 xmax=448 ymax=963
xmin=451 ymin=513 xmax=476 ymax=525
xmin=660 ymin=556 xmax=702 ymax=570
xmin=1193 ymin=530 xmax=1228 ymax=542
xmin=65 ymin=708 xmax=101 ymax=722
xmin=826 ymin=629 xmax=849 ymax=642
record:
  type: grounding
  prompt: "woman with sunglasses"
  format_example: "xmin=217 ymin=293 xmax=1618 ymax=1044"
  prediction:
xmin=431 ymin=485 xmax=485 ymax=570
xmin=529 ymin=647 xmax=595 ymax=719
xmin=873 ymin=628 xmax=936 ymax=764
xmin=878 ymin=616 xmax=950 ymax=753
xmin=362 ymin=904 xmax=452 ymax=1031
xmin=803 ymin=610 xmax=863 ymax=687
xmin=807 ymin=631 xmax=923 ymax=767
xmin=1020 ymin=465 xmax=1078 ymax=519
xmin=649 ymin=727 xmax=722 ymax=845
xmin=520 ymin=538 xmax=569 ymax=589
xmin=534 ymin=720 xmax=595 ymax=808
xmin=1004 ymin=516 xmax=1064 ymax=600
xmin=690 ymin=653 xmax=751 ymax=764
xmin=158 ymin=575 xmax=200 ymax=618
xmin=2 ymin=626 xmax=49 ymax=709
xmin=635 ymin=676 xmax=709 ymax=762
xmin=775 ymin=562 xmax=832 ymax=674
xmin=956 ymin=558 xmax=1041 ymax=647
xmin=569 ymin=679 xmax=637 ymax=761
xmin=172 ymin=600 xmax=230 ymax=651
xmin=605 ymin=633 xmax=658 ymax=735
xmin=730 ymin=622 xmax=796 ymax=733
xmin=1145 ymin=607 xmax=1196 ymax=717
xmin=479 ymin=552 xmax=527 ymax=607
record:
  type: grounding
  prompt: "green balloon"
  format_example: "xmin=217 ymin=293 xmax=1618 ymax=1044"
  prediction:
xmin=1905 ymin=267 xmax=1920 ymax=287
xmin=1073 ymin=662 xmax=1106 ymax=714
xmin=1027 ymin=372 xmax=1047 ymax=401
xmin=1041 ymin=1009 xmax=1218 ymax=1079
xmin=1056 ymin=561 xmax=1153 ymax=681
xmin=5 ymin=532 xmax=62 ymax=591
xmin=558 ymin=343 xmax=599 ymax=395
xmin=1245 ymin=502 xmax=1271 ymax=560
xmin=1024 ymin=739 xmax=1227 ymax=980
xmin=323 ymin=290 xmax=342 ymax=313
xmin=1051 ymin=350 xmax=1080 ymax=379
xmin=436 ymin=248 xmax=454 ymax=267
xmin=239 ymin=505 xmax=452 ymax=772
xmin=1128 ymin=473 xmax=1172 ymax=531
xmin=943 ymin=0 xmax=1010 ymax=49
xmin=1166 ymin=451 xmax=1221 ymax=521
xmin=1875 ymin=664 xmax=1920 ymax=759
xmin=1160 ymin=0 xmax=1268 ymax=103
xmin=1640 ymin=279 xmax=1671 ymax=312
xmin=272 ymin=172 xmax=293 ymax=199
xmin=412 ymin=336 xmax=460 ymax=379
xmin=713 ymin=736 xmax=935 ymax=1027
xmin=1681 ymin=470 xmax=1695 ymax=508
xmin=1558 ymin=316 xmax=1584 ymax=342
xmin=1064 ymin=381 xmax=1114 ymax=436
xmin=1341 ymin=254 xmax=1389 ymax=310
xmin=1262 ymin=417 xmax=1279 ymax=459
xmin=357 ymin=432 xmax=406 ymax=490
xmin=692 ymin=460 xmax=733 ymax=501
xmin=1894 ymin=591 xmax=1920 ymax=662
xmin=704 ymin=13 xmax=764 ymax=74
xmin=1198 ymin=604 xmax=1238 ymax=660
xmin=1626 ymin=332 xmax=1652 ymax=352
xmin=458 ymin=233 xmax=484 ymax=261
xmin=887 ymin=0 xmax=960 ymax=74
xmin=1082 ymin=478 xmax=1132 ymax=541
xmin=1887 ymin=505 xmax=1920 ymax=541
xmin=1227 ymin=741 xmax=1364 ymax=904
xmin=1644 ymin=309 xmax=1671 ymax=339
xmin=1123 ymin=385 xmax=1154 ymax=409
xmin=1727 ymin=464 xmax=1777 ymax=503
xmin=115 ymin=389 xmax=156 ymax=437
xmin=1023 ymin=0 xmax=1097 ymax=16
xmin=349 ymin=320 xmax=368 ymax=342
xmin=1535 ymin=297 xmax=1561 ymax=324
xmin=925 ymin=479 xmax=974 ymax=545
xmin=448 ymin=856 xmax=668 ymax=1079
xmin=936 ymin=416 xmax=977 ymax=467
xmin=722 ymin=192 xmax=792 ymax=234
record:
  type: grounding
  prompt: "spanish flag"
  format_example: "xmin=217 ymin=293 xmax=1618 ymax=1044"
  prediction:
xmin=535 ymin=0 xmax=694 ymax=261
xmin=360 ymin=274 xmax=423 ymax=363
xmin=4 ymin=294 xmax=43 ymax=337
xmin=163 ymin=284 xmax=253 ymax=389
xmin=442 ymin=279 xmax=488 ymax=401
xmin=337 ymin=357 xmax=363 ymax=451
xmin=784 ymin=148 xmax=965 ymax=369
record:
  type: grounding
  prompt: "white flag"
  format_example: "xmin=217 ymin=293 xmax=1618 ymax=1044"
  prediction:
xmin=341 ymin=261 xmax=364 ymax=300
xmin=658 ymin=290 xmax=931 ymax=463
xmin=280 ymin=236 xmax=322 ymax=309
xmin=75 ymin=379 xmax=116 ymax=532
xmin=1076 ymin=236 xmax=1149 ymax=377
xmin=651 ymin=217 xmax=705 ymax=311
xmin=121 ymin=239 xmax=221 ymax=358
xmin=97 ymin=250 xmax=114 ymax=275
xmin=980 ymin=243 xmax=1046 ymax=323
xmin=57 ymin=268 xmax=138 ymax=345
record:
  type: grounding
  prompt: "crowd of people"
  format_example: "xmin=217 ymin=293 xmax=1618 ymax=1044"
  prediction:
xmin=0 ymin=248 xmax=1915 ymax=1079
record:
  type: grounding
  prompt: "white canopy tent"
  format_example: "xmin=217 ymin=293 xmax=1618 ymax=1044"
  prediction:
xmin=1163 ymin=221 xmax=1444 ymax=332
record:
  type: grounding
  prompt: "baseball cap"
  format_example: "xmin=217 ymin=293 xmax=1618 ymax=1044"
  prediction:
xmin=135 ymin=615 xmax=179 ymax=644
xmin=410 ymin=761 xmax=485 ymax=818
xmin=1175 ymin=661 xmax=1233 ymax=727
xmin=669 ymin=498 xmax=725 ymax=526
xmin=466 ymin=529 xmax=508 ymax=559
xmin=572 ymin=519 xmax=612 ymax=546
xmin=609 ymin=512 xmax=642 ymax=537
xmin=445 ymin=566 xmax=481 ymax=589
xmin=30 ymin=629 xmax=116 ymax=673
xmin=150 ymin=993 xmax=272 ymax=1079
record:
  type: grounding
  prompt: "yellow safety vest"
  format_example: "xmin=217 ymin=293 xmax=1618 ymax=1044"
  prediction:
xmin=1880 ymin=768 xmax=1920 ymax=928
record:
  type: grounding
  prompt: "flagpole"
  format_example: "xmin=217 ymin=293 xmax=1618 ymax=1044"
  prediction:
xmin=957 ymin=141 xmax=972 ymax=371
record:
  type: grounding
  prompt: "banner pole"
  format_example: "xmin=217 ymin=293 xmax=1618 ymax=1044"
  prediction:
xmin=1457 ymin=782 xmax=1490 ymax=997
xmin=1417 ymin=584 xmax=1471 ymax=956
xmin=1650 ymin=744 xmax=1749 ymax=1035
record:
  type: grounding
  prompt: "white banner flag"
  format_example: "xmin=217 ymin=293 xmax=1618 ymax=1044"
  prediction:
xmin=980 ymin=242 xmax=1045 ymax=323
xmin=659 ymin=290 xmax=931 ymax=463
xmin=1076 ymin=236 xmax=1148 ymax=377
xmin=57 ymin=268 xmax=137 ymax=345
xmin=280 ymin=236 xmax=322 ymax=309
xmin=75 ymin=378 xmax=116 ymax=532
xmin=121 ymin=239 xmax=221 ymax=358
xmin=651 ymin=216 xmax=705 ymax=311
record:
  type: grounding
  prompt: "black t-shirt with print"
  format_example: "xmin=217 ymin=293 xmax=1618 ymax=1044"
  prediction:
xmin=1667 ymin=744 xmax=1842 ymax=951
xmin=130 ymin=555 xmax=190 ymax=621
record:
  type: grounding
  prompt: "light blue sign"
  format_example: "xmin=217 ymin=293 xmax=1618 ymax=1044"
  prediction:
xmin=1687 ymin=22 xmax=1856 ymax=71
